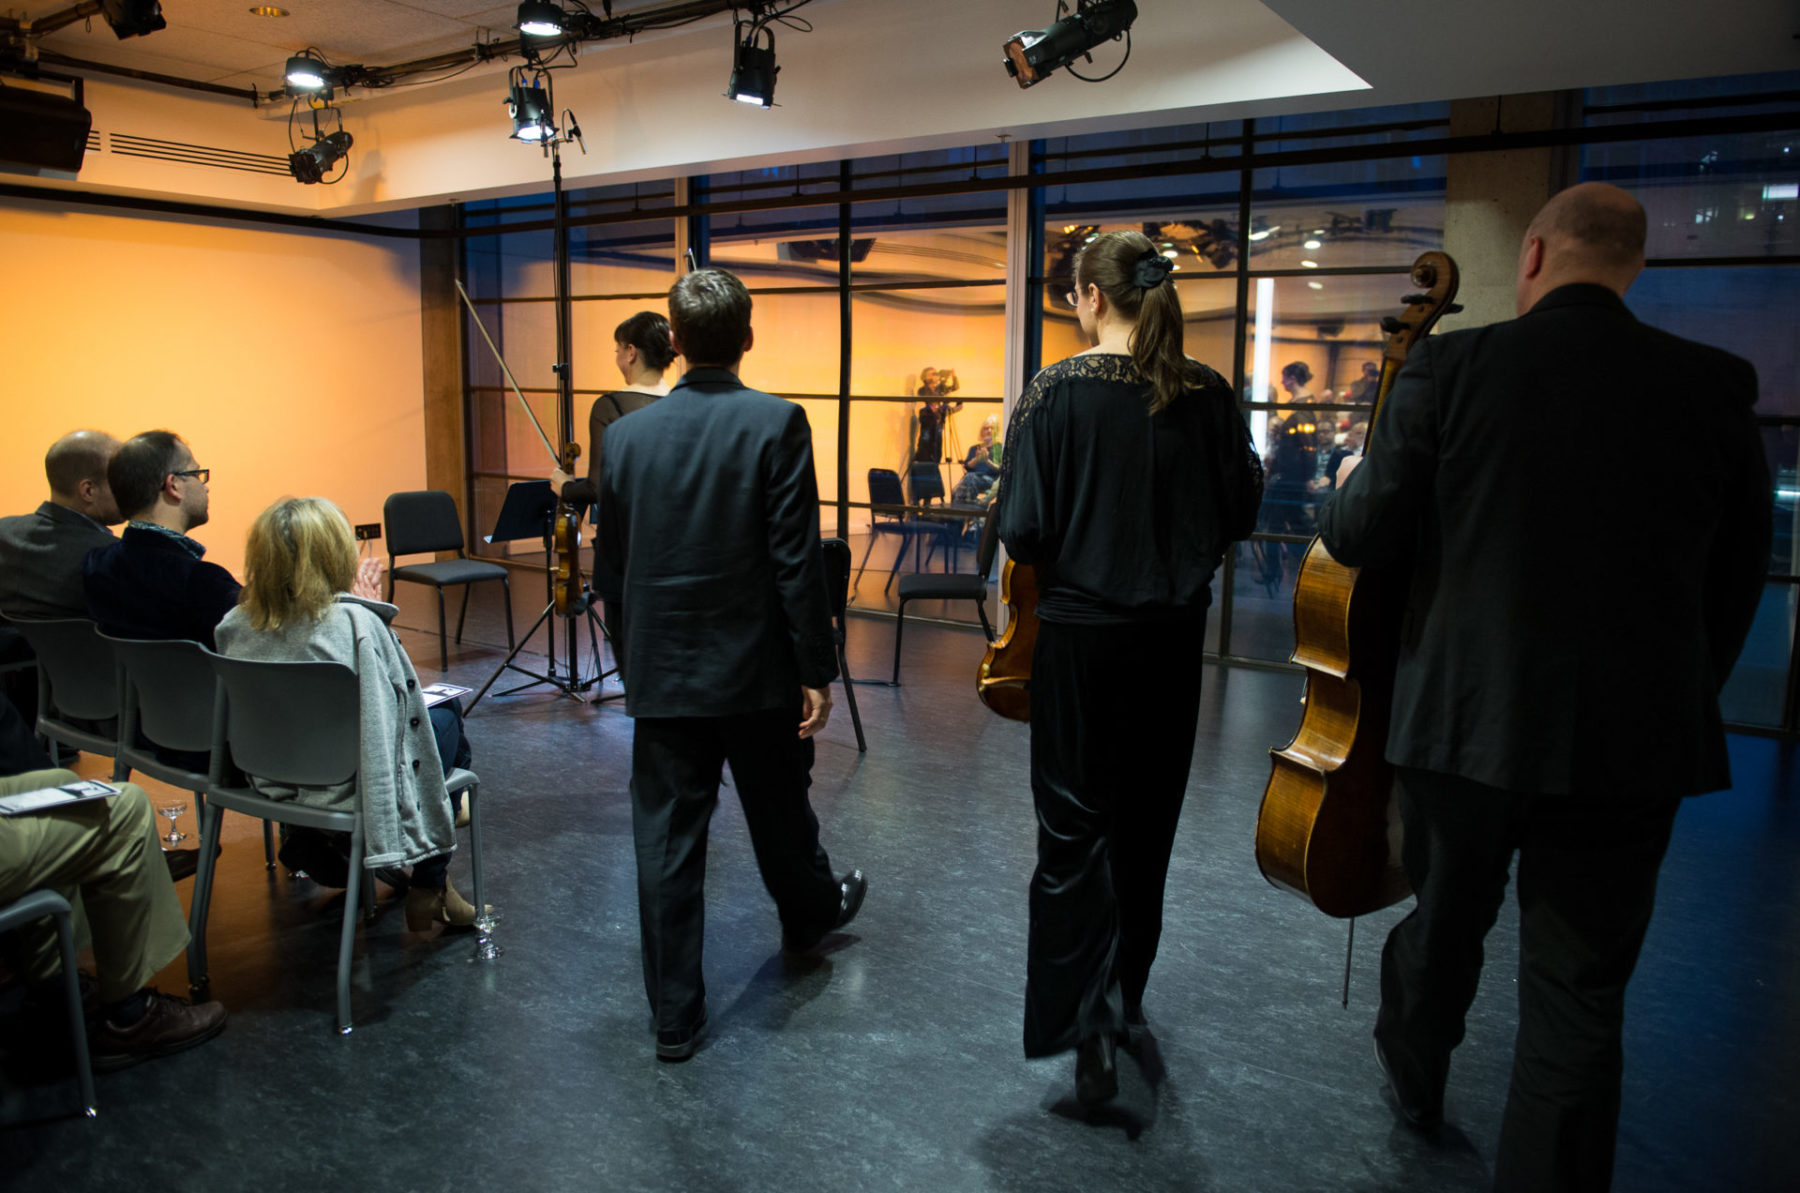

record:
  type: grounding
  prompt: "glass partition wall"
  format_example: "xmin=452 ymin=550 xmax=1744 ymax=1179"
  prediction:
xmin=458 ymin=74 xmax=1800 ymax=735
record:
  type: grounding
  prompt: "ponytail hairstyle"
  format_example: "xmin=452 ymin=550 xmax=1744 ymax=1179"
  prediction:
xmin=1073 ymin=229 xmax=1189 ymax=415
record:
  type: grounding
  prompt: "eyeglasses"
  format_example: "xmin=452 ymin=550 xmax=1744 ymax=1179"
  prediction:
xmin=1064 ymin=290 xmax=1080 ymax=308
xmin=172 ymin=468 xmax=210 ymax=484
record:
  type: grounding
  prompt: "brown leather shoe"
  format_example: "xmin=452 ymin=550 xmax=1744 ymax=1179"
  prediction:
xmin=93 ymin=989 xmax=228 ymax=1072
xmin=404 ymin=880 xmax=478 ymax=931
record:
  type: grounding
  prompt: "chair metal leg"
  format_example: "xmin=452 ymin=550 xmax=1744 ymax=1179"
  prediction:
xmin=262 ymin=819 xmax=275 ymax=869
xmin=500 ymin=576 xmax=516 ymax=648
xmin=892 ymin=600 xmax=907 ymax=685
xmin=435 ymin=587 xmax=449 ymax=672
xmin=187 ymin=802 xmax=225 ymax=997
xmin=976 ymin=600 xmax=994 ymax=642
xmin=838 ymin=642 xmax=866 ymax=752
xmin=52 ymin=907 xmax=96 ymax=1117
xmin=468 ymin=784 xmax=484 ymax=919
xmin=454 ymin=584 xmax=472 ymax=645
xmin=337 ymin=824 xmax=364 ymax=1035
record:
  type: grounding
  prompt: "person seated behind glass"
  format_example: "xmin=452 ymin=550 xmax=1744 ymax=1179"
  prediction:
xmin=953 ymin=415 xmax=1004 ymax=505
xmin=214 ymin=497 xmax=476 ymax=931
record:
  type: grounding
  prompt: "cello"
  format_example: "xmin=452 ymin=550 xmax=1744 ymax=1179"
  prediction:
xmin=1253 ymin=251 xmax=1461 ymax=919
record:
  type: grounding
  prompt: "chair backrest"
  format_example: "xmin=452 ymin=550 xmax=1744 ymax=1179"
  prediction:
xmin=974 ymin=510 xmax=1002 ymax=582
xmin=107 ymin=635 xmax=217 ymax=755
xmin=867 ymin=468 xmax=906 ymax=510
xmin=5 ymin=618 xmax=118 ymax=722
xmin=384 ymin=490 xmax=466 ymax=558
xmin=819 ymin=538 xmax=851 ymax=625
xmin=206 ymin=653 xmax=360 ymax=788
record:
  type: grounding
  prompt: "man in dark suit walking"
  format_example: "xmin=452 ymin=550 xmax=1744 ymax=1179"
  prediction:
xmin=598 ymin=267 xmax=866 ymax=1062
xmin=1319 ymin=182 xmax=1769 ymax=1191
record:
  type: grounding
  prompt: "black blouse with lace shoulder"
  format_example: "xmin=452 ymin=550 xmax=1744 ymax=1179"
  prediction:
xmin=993 ymin=353 xmax=1263 ymax=625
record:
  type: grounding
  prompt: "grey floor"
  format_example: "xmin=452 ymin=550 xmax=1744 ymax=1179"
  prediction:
xmin=2 ymin=574 xmax=1797 ymax=1192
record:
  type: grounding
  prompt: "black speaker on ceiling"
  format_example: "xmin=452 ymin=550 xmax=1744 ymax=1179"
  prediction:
xmin=0 ymin=80 xmax=93 ymax=176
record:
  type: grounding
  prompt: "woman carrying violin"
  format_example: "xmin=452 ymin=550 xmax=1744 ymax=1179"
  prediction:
xmin=993 ymin=230 xmax=1262 ymax=1108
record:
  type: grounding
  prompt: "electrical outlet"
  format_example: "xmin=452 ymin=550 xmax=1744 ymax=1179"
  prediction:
xmin=354 ymin=523 xmax=381 ymax=542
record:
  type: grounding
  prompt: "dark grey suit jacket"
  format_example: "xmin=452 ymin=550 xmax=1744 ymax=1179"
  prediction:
xmin=597 ymin=366 xmax=837 ymax=719
xmin=1318 ymin=284 xmax=1770 ymax=799
xmin=0 ymin=501 xmax=118 ymax=618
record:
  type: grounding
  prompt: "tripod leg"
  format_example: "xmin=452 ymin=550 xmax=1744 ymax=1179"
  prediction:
xmin=466 ymin=603 xmax=557 ymax=713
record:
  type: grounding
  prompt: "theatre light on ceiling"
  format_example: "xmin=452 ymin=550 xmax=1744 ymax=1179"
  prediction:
xmin=1003 ymin=0 xmax=1137 ymax=89
xmin=507 ymin=76 xmax=556 ymax=142
xmin=284 ymin=50 xmax=332 ymax=96
xmin=516 ymin=2 xmax=567 ymax=38
xmin=289 ymin=129 xmax=352 ymax=184
xmin=100 ymin=0 xmax=166 ymax=39
xmin=726 ymin=21 xmax=777 ymax=107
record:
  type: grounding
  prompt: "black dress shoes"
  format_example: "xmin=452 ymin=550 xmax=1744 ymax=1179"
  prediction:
xmin=1075 ymin=1033 xmax=1119 ymax=1107
xmin=656 ymin=1002 xmax=707 ymax=1063
xmin=1373 ymin=1035 xmax=1443 ymax=1130
xmin=783 ymin=870 xmax=868 ymax=953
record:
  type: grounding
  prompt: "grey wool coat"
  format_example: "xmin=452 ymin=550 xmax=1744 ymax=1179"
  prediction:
xmin=215 ymin=594 xmax=456 ymax=868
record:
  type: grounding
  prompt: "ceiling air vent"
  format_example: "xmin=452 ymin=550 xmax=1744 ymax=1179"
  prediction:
xmin=108 ymin=133 xmax=290 ymax=177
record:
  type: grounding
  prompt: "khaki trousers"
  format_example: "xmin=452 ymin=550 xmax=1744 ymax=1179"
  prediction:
xmin=0 ymin=769 xmax=190 ymax=1003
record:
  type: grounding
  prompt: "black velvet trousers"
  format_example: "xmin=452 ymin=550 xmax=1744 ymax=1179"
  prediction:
xmin=1023 ymin=616 xmax=1207 ymax=1058
xmin=1377 ymin=767 xmax=1680 ymax=1193
xmin=630 ymin=706 xmax=841 ymax=1035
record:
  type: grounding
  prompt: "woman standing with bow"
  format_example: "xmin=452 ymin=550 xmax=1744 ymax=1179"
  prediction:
xmin=994 ymin=230 xmax=1262 ymax=1107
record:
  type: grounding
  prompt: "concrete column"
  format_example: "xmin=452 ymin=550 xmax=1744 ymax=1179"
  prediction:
xmin=1439 ymin=91 xmax=1578 ymax=332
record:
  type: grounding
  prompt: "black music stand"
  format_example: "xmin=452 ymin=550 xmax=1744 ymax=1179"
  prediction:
xmin=466 ymin=481 xmax=616 ymax=712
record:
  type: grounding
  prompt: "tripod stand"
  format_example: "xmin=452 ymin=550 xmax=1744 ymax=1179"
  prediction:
xmin=465 ymin=481 xmax=620 ymax=713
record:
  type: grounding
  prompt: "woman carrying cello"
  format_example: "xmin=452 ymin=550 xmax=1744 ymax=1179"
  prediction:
xmin=992 ymin=230 xmax=1262 ymax=1107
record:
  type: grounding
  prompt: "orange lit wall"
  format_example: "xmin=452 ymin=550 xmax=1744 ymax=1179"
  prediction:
xmin=0 ymin=198 xmax=427 ymax=579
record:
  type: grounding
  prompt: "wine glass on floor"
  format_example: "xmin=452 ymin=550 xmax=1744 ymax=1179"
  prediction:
xmin=158 ymin=800 xmax=187 ymax=847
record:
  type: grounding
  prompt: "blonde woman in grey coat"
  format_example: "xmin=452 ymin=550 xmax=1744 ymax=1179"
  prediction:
xmin=215 ymin=496 xmax=476 ymax=930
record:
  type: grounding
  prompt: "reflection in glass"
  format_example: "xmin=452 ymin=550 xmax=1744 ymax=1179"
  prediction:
xmin=1626 ymin=267 xmax=1800 ymax=415
xmin=1718 ymin=581 xmax=1796 ymax=728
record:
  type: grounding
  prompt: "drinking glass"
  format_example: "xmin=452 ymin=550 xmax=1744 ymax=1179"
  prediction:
xmin=157 ymin=800 xmax=187 ymax=846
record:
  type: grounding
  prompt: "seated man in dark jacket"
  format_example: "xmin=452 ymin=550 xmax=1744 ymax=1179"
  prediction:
xmin=83 ymin=431 xmax=239 ymax=649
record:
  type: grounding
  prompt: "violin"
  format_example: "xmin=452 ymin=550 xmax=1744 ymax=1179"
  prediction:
xmin=1253 ymin=251 xmax=1461 ymax=918
xmin=552 ymin=440 xmax=584 ymax=618
xmin=976 ymin=555 xmax=1037 ymax=722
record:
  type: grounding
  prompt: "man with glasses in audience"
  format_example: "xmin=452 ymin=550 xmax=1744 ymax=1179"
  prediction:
xmin=83 ymin=431 xmax=240 ymax=649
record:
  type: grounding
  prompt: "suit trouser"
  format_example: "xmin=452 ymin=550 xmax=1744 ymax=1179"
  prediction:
xmin=1376 ymin=766 xmax=1680 ymax=1193
xmin=0 ymin=769 xmax=191 ymax=1004
xmin=630 ymin=707 xmax=840 ymax=1033
xmin=1023 ymin=617 xmax=1206 ymax=1058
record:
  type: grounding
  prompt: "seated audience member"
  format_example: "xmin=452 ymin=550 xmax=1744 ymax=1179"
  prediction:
xmin=84 ymin=431 xmax=240 ymax=649
xmin=0 ymin=430 xmax=124 ymax=617
xmin=953 ymin=415 xmax=1003 ymax=504
xmin=214 ymin=497 xmax=476 ymax=930
xmin=0 ymin=689 xmax=51 ymax=775
xmin=0 ymin=430 xmax=124 ymax=722
xmin=0 ymin=760 xmax=228 ymax=1070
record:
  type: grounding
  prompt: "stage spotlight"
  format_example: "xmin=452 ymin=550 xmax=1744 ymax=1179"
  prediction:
xmin=508 ymin=80 xmax=555 ymax=141
xmin=1003 ymin=0 xmax=1137 ymax=89
xmin=288 ymin=129 xmax=352 ymax=184
xmin=725 ymin=22 xmax=778 ymax=108
xmin=101 ymin=0 xmax=166 ymax=39
xmin=517 ymin=2 xmax=565 ymax=38
xmin=284 ymin=52 xmax=331 ymax=92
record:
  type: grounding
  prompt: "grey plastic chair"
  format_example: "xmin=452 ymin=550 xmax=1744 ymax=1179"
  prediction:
xmin=0 ymin=889 xmax=96 ymax=1118
xmin=818 ymin=538 xmax=866 ymax=752
xmin=190 ymin=653 xmax=484 ymax=1034
xmin=891 ymin=510 xmax=999 ymax=685
xmin=384 ymin=490 xmax=515 ymax=671
xmin=1 ymin=616 xmax=120 ymax=768
xmin=105 ymin=634 xmax=275 ymax=870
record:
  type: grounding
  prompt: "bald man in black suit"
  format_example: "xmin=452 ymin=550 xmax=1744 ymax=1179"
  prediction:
xmin=1320 ymin=183 xmax=1769 ymax=1191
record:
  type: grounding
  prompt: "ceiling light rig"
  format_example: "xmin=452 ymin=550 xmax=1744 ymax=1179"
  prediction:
xmin=287 ymin=100 xmax=351 ymax=184
xmin=100 ymin=0 xmax=166 ymax=40
xmin=724 ymin=1 xmax=813 ymax=109
xmin=504 ymin=64 xmax=584 ymax=155
xmin=1003 ymin=0 xmax=1137 ymax=90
